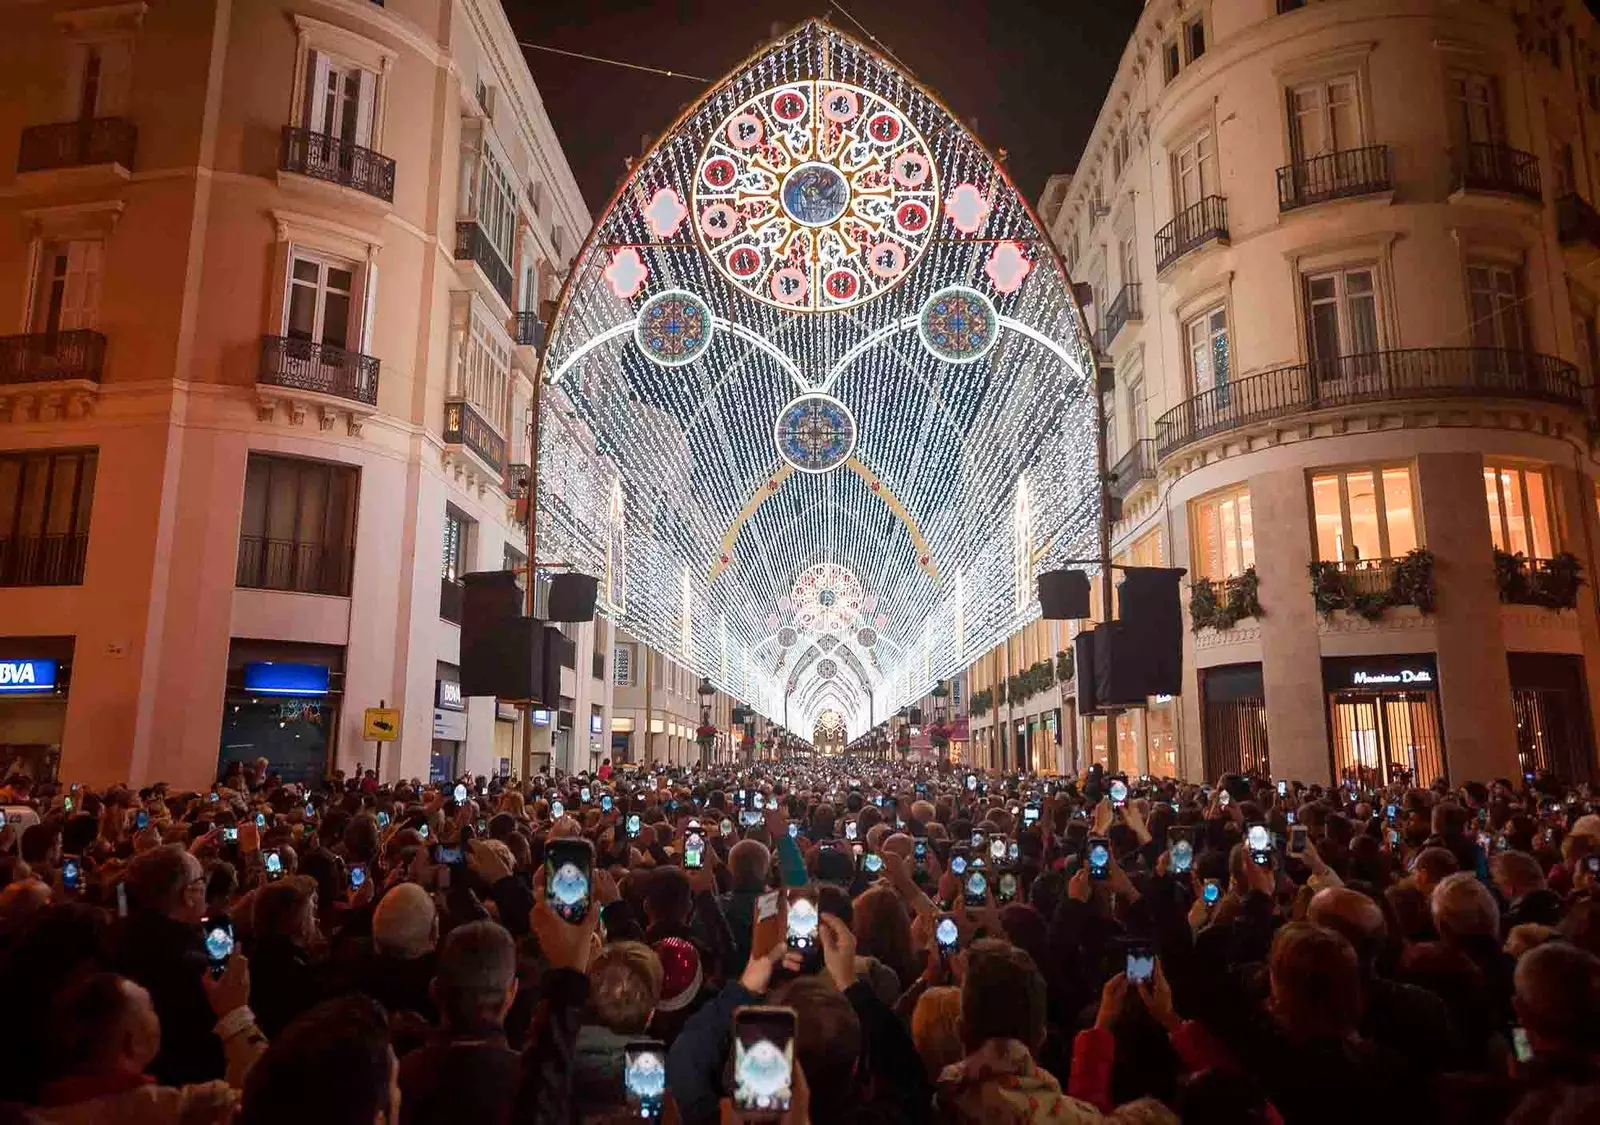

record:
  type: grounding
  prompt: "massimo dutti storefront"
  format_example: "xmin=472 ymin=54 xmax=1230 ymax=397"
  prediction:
xmin=1323 ymin=654 xmax=1445 ymax=788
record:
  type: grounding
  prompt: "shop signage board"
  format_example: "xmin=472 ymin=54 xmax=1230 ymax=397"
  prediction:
xmin=0 ymin=659 xmax=57 ymax=694
xmin=242 ymin=662 xmax=330 ymax=697
xmin=1323 ymin=653 xmax=1439 ymax=692
xmin=362 ymin=708 xmax=400 ymax=741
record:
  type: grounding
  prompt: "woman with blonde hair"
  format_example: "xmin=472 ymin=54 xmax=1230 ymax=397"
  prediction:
xmin=911 ymin=985 xmax=964 ymax=1080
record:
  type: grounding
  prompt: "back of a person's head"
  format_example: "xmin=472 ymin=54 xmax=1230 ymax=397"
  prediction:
xmin=588 ymin=941 xmax=662 ymax=1035
xmin=642 ymin=866 xmax=691 ymax=925
xmin=48 ymin=972 xmax=146 ymax=1077
xmin=125 ymin=844 xmax=192 ymax=916
xmin=1492 ymin=849 xmax=1547 ymax=894
xmin=1432 ymin=801 xmax=1470 ymax=838
xmin=253 ymin=876 xmax=316 ymax=942
xmin=727 ymin=839 xmax=770 ymax=891
xmin=1175 ymin=1069 xmax=1274 ymax=1125
xmin=960 ymin=938 xmax=1046 ymax=1053
xmin=1413 ymin=846 xmax=1460 ymax=885
xmin=850 ymin=884 xmax=909 ymax=967
xmin=1432 ymin=871 xmax=1500 ymax=941
xmin=773 ymin=975 xmax=861 ymax=1114
xmin=1514 ymin=940 xmax=1600 ymax=1054
xmin=20 ymin=822 xmax=59 ymax=864
xmin=342 ymin=814 xmax=380 ymax=863
xmin=436 ymin=921 xmax=516 ymax=1031
xmin=1307 ymin=886 xmax=1386 ymax=968
xmin=372 ymin=882 xmax=436 ymax=958
xmin=241 ymin=996 xmax=393 ymax=1125
xmin=911 ymin=985 xmax=963 ymax=1079
xmin=1268 ymin=922 xmax=1362 ymax=1039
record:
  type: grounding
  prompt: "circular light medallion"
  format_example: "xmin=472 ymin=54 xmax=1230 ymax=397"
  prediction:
xmin=918 ymin=286 xmax=998 ymax=365
xmin=634 ymin=289 xmax=714 ymax=367
xmin=776 ymin=626 xmax=799 ymax=649
xmin=774 ymin=393 xmax=857 ymax=474
xmin=693 ymin=81 xmax=939 ymax=312
xmin=855 ymin=626 xmax=878 ymax=648
xmin=780 ymin=162 xmax=851 ymax=227
xmin=817 ymin=658 xmax=839 ymax=680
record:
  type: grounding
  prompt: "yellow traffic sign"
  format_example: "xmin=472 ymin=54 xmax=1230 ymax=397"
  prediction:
xmin=363 ymin=708 xmax=401 ymax=742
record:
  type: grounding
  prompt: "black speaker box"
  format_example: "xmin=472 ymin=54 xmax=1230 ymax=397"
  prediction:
xmin=1074 ymin=629 xmax=1099 ymax=713
xmin=1092 ymin=622 xmax=1149 ymax=709
xmin=1116 ymin=567 xmax=1185 ymax=697
xmin=548 ymin=573 xmax=599 ymax=622
xmin=461 ymin=618 xmax=573 ymax=703
xmin=1038 ymin=569 xmax=1092 ymax=619
xmin=908 ymin=707 xmax=923 ymax=726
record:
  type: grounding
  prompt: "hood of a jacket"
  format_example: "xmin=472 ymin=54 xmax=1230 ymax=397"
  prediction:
xmin=935 ymin=1039 xmax=1101 ymax=1124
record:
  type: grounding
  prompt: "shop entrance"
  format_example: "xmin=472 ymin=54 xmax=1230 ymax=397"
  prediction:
xmin=1509 ymin=652 xmax=1595 ymax=784
xmin=1323 ymin=654 xmax=1445 ymax=787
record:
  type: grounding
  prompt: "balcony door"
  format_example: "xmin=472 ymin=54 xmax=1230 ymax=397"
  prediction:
xmin=1450 ymin=72 xmax=1501 ymax=147
xmin=32 ymin=240 xmax=102 ymax=335
xmin=285 ymin=253 xmax=355 ymax=352
xmin=304 ymin=51 xmax=375 ymax=147
xmin=1289 ymin=76 xmax=1361 ymax=161
xmin=1303 ymin=267 xmax=1378 ymax=382
xmin=1172 ymin=128 xmax=1217 ymax=212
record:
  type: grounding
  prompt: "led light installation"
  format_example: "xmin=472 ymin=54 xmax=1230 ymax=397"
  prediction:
xmin=535 ymin=20 xmax=1100 ymax=735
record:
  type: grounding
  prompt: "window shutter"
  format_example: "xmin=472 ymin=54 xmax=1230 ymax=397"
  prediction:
xmin=95 ymin=38 xmax=133 ymax=116
xmin=355 ymin=69 xmax=376 ymax=148
xmin=60 ymin=241 xmax=103 ymax=332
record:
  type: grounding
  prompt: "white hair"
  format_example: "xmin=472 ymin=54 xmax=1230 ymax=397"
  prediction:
xmin=1431 ymin=871 xmax=1500 ymax=939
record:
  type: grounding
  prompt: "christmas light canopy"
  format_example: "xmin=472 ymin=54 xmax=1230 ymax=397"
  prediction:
xmin=535 ymin=19 xmax=1100 ymax=736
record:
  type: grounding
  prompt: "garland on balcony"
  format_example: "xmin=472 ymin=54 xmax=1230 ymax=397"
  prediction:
xmin=1189 ymin=567 xmax=1263 ymax=632
xmin=1005 ymin=659 xmax=1056 ymax=704
xmin=1309 ymin=549 xmax=1437 ymax=620
xmin=970 ymin=689 xmax=993 ymax=717
xmin=1494 ymin=549 xmax=1585 ymax=609
xmin=930 ymin=681 xmax=950 ymax=699
xmin=1055 ymin=649 xmax=1074 ymax=683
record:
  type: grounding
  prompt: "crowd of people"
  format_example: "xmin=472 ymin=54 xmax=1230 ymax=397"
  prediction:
xmin=1 ymin=756 xmax=1598 ymax=1124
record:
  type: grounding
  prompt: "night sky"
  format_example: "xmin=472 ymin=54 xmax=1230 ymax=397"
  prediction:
xmin=509 ymin=0 xmax=1145 ymax=215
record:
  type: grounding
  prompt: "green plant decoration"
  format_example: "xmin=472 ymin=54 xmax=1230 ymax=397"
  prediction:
xmin=970 ymin=689 xmax=993 ymax=717
xmin=1055 ymin=649 xmax=1074 ymax=683
xmin=1495 ymin=549 xmax=1585 ymax=609
xmin=1189 ymin=567 xmax=1263 ymax=632
xmin=1309 ymin=550 xmax=1436 ymax=620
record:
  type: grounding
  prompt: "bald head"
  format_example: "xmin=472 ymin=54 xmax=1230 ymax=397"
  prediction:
xmin=373 ymin=882 xmax=438 ymax=958
xmin=881 ymin=832 xmax=913 ymax=860
xmin=1308 ymin=887 xmax=1386 ymax=963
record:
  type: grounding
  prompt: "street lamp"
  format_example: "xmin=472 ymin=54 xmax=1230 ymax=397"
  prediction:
xmin=695 ymin=677 xmax=716 ymax=764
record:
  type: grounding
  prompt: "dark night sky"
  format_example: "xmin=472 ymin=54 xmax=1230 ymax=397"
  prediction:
xmin=509 ymin=0 xmax=1145 ymax=216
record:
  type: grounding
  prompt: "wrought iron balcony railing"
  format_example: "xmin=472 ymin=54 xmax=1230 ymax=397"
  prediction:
xmin=279 ymin=126 xmax=396 ymax=203
xmin=1155 ymin=346 xmax=1582 ymax=458
xmin=1556 ymin=193 xmax=1600 ymax=247
xmin=1108 ymin=437 xmax=1156 ymax=502
xmin=505 ymin=462 xmax=531 ymax=500
xmin=236 ymin=536 xmax=354 ymax=596
xmin=17 ymin=117 xmax=137 ymax=173
xmin=444 ymin=398 xmax=506 ymax=472
xmin=0 ymin=533 xmax=88 ymax=587
xmin=1452 ymin=141 xmax=1541 ymax=201
xmin=1277 ymin=145 xmax=1391 ymax=210
xmin=455 ymin=220 xmax=515 ymax=308
xmin=0 ymin=330 xmax=106 ymax=386
xmin=1102 ymin=283 xmax=1142 ymax=346
xmin=258 ymin=335 xmax=380 ymax=406
xmin=512 ymin=311 xmax=547 ymax=351
xmin=1155 ymin=195 xmax=1228 ymax=273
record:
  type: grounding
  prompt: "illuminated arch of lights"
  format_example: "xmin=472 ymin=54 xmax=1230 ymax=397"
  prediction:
xmin=535 ymin=19 xmax=1100 ymax=737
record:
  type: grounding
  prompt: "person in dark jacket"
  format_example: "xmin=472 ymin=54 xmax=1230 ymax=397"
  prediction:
xmin=571 ymin=941 xmax=662 ymax=1119
xmin=717 ymin=839 xmax=770 ymax=977
xmin=398 ymin=921 xmax=520 ymax=1125
xmin=110 ymin=844 xmax=225 ymax=1085
xmin=1491 ymin=850 xmax=1564 ymax=933
xmin=247 ymin=876 xmax=329 ymax=1037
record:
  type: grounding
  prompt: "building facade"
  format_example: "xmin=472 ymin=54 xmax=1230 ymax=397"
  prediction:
xmin=0 ymin=0 xmax=610 ymax=788
xmin=968 ymin=0 xmax=1600 ymax=787
xmin=609 ymin=627 xmax=747 ymax=766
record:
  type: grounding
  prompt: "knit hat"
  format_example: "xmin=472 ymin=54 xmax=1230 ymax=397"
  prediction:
xmin=651 ymin=937 xmax=702 ymax=1012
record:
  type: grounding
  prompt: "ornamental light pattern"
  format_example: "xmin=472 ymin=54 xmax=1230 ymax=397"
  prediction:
xmin=535 ymin=19 xmax=1100 ymax=736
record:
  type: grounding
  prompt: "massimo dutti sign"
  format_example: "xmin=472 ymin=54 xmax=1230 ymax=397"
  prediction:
xmin=1323 ymin=653 xmax=1439 ymax=693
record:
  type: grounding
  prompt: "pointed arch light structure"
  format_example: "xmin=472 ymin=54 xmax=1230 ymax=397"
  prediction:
xmin=534 ymin=19 xmax=1100 ymax=735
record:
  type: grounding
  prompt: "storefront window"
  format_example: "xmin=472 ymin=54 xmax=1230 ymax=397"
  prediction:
xmin=1115 ymin=711 xmax=1141 ymax=775
xmin=1310 ymin=465 xmax=1418 ymax=562
xmin=1147 ymin=698 xmax=1177 ymax=778
xmin=1192 ymin=486 xmax=1254 ymax=580
xmin=1485 ymin=464 xmax=1555 ymax=558
xmin=1088 ymin=714 xmax=1110 ymax=771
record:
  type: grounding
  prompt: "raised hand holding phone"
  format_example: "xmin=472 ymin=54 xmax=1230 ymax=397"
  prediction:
xmin=1094 ymin=972 xmax=1129 ymax=1030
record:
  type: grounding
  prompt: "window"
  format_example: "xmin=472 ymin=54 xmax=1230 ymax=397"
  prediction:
xmin=285 ymin=252 xmax=357 ymax=350
xmin=1192 ymin=485 xmax=1254 ymax=580
xmin=1574 ymin=308 xmax=1598 ymax=384
xmin=1119 ymin=233 xmax=1138 ymax=287
xmin=1466 ymin=263 xmax=1527 ymax=351
xmin=462 ymin=140 xmax=517 ymax=268
xmin=67 ymin=39 xmax=132 ymax=119
xmin=504 ymin=541 xmax=527 ymax=593
xmin=1485 ymin=464 xmax=1555 ymax=558
xmin=0 ymin=449 xmax=97 ymax=587
xmin=1289 ymin=76 xmax=1360 ymax=159
xmin=1555 ymin=140 xmax=1577 ymax=197
xmin=1450 ymin=72 xmax=1501 ymax=145
xmin=1172 ymin=128 xmax=1218 ymax=210
xmin=1304 ymin=267 xmax=1379 ymax=375
xmin=1163 ymin=40 xmax=1181 ymax=84
xmin=456 ymin=303 xmax=511 ymax=434
xmin=442 ymin=507 xmax=470 ymax=582
xmin=1102 ymin=393 xmax=1117 ymax=461
xmin=236 ymin=454 xmax=359 ymax=595
xmin=303 ymin=51 xmax=376 ymax=146
xmin=1185 ymin=17 xmax=1206 ymax=63
xmin=1127 ymin=376 xmax=1149 ymax=442
xmin=30 ymin=240 xmax=102 ymax=334
xmin=1311 ymin=465 xmax=1418 ymax=562
xmin=1186 ymin=305 xmax=1230 ymax=397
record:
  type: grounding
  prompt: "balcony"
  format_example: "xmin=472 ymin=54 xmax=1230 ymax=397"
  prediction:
xmin=505 ymin=462 xmax=531 ymax=500
xmin=1310 ymin=553 xmax=1436 ymax=618
xmin=279 ymin=126 xmax=395 ymax=203
xmin=444 ymin=398 xmax=506 ymax=473
xmin=455 ymin=220 xmax=515 ymax=309
xmin=17 ymin=117 xmax=136 ymax=174
xmin=258 ymin=335 xmax=380 ymax=406
xmin=512 ymin=311 xmax=547 ymax=352
xmin=1155 ymin=346 xmax=1583 ymax=458
xmin=1 ymin=330 xmax=106 ymax=387
xmin=1556 ymin=193 xmax=1600 ymax=248
xmin=1102 ymin=283 xmax=1142 ymax=347
xmin=1452 ymin=142 xmax=1541 ymax=202
xmin=1155 ymin=196 xmax=1228 ymax=273
xmin=1277 ymin=145 xmax=1391 ymax=211
xmin=1108 ymin=437 xmax=1156 ymax=502
xmin=0 ymin=533 xmax=88 ymax=587
xmin=236 ymin=536 xmax=353 ymax=597
xmin=440 ymin=577 xmax=464 ymax=624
